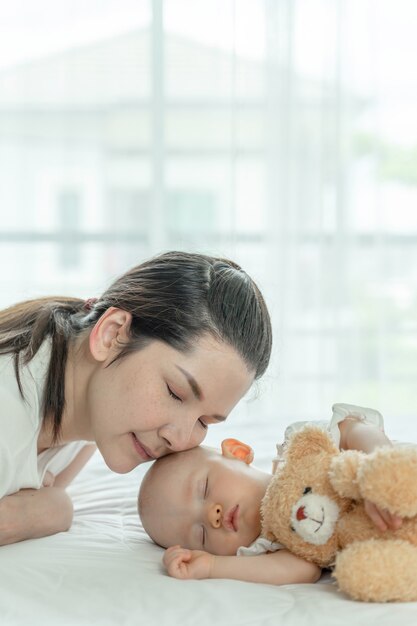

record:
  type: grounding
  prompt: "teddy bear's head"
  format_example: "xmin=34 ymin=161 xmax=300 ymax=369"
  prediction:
xmin=261 ymin=426 xmax=351 ymax=567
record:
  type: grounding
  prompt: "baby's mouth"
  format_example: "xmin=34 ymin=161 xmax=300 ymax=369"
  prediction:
xmin=224 ymin=505 xmax=239 ymax=532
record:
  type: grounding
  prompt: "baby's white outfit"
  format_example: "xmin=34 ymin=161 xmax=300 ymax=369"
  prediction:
xmin=0 ymin=339 xmax=89 ymax=498
xmin=236 ymin=403 xmax=385 ymax=557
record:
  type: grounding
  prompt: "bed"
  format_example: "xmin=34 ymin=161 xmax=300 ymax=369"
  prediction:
xmin=0 ymin=411 xmax=416 ymax=626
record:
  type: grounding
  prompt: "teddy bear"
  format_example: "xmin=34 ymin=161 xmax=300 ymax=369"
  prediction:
xmin=260 ymin=425 xmax=417 ymax=602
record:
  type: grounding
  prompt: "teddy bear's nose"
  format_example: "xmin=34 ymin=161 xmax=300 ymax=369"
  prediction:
xmin=296 ymin=505 xmax=307 ymax=521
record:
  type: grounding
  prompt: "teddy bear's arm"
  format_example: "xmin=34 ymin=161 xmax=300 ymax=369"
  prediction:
xmin=358 ymin=445 xmax=417 ymax=517
xmin=329 ymin=450 xmax=365 ymax=499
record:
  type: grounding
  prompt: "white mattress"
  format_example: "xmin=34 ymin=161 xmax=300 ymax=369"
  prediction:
xmin=0 ymin=412 xmax=416 ymax=625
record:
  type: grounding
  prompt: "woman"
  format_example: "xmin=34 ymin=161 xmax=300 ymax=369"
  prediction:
xmin=0 ymin=251 xmax=272 ymax=545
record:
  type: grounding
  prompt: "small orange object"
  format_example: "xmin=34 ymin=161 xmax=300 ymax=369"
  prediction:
xmin=221 ymin=438 xmax=254 ymax=464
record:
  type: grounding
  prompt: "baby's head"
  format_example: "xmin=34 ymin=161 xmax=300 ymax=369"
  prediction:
xmin=138 ymin=440 xmax=270 ymax=556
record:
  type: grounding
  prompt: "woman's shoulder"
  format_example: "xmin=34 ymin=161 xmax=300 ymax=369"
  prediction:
xmin=0 ymin=342 xmax=54 ymax=498
xmin=0 ymin=339 xmax=52 ymax=432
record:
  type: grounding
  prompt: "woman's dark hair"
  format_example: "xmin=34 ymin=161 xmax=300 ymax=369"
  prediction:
xmin=0 ymin=251 xmax=272 ymax=442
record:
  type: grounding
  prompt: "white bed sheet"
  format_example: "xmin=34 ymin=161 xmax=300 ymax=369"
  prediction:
xmin=1 ymin=413 xmax=417 ymax=626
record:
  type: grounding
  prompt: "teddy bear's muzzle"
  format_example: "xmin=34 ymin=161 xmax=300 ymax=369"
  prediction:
xmin=290 ymin=492 xmax=340 ymax=546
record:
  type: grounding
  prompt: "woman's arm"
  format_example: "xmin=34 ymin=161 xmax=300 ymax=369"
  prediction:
xmin=163 ymin=545 xmax=321 ymax=586
xmin=0 ymin=444 xmax=96 ymax=546
xmin=53 ymin=443 xmax=97 ymax=488
xmin=0 ymin=487 xmax=73 ymax=546
xmin=338 ymin=417 xmax=402 ymax=531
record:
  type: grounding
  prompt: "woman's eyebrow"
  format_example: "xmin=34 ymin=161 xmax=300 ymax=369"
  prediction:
xmin=175 ymin=365 xmax=226 ymax=422
xmin=175 ymin=365 xmax=202 ymax=399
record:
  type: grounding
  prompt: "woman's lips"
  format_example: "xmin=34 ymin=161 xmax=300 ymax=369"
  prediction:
xmin=131 ymin=433 xmax=154 ymax=460
xmin=224 ymin=505 xmax=239 ymax=532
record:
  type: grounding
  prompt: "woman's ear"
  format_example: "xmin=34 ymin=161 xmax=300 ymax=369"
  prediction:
xmin=89 ymin=307 xmax=132 ymax=362
xmin=221 ymin=439 xmax=254 ymax=464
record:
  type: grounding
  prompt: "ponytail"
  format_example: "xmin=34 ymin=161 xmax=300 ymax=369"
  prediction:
xmin=0 ymin=297 xmax=85 ymax=443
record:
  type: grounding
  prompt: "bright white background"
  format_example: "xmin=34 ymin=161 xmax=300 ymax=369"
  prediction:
xmin=1 ymin=0 xmax=417 ymax=445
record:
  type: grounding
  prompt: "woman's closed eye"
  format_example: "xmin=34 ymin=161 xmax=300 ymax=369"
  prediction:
xmin=166 ymin=384 xmax=182 ymax=402
xmin=167 ymin=382 xmax=209 ymax=432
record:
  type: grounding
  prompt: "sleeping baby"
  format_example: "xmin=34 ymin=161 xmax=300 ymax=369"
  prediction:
xmin=138 ymin=404 xmax=402 ymax=586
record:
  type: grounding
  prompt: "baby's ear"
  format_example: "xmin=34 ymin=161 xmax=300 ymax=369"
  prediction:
xmin=221 ymin=439 xmax=254 ymax=464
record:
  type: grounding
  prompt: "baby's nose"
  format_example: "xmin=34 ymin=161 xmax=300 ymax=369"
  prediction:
xmin=208 ymin=503 xmax=223 ymax=529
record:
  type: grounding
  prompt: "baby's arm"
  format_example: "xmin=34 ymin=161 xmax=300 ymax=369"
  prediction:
xmin=338 ymin=417 xmax=402 ymax=531
xmin=163 ymin=545 xmax=321 ymax=586
xmin=338 ymin=417 xmax=391 ymax=454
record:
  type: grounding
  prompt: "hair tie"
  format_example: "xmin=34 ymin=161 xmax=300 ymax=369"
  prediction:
xmin=84 ymin=297 xmax=98 ymax=311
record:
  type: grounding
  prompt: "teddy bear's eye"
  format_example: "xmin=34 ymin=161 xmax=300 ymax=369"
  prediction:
xmin=303 ymin=487 xmax=312 ymax=495
xmin=290 ymin=525 xmax=295 ymax=532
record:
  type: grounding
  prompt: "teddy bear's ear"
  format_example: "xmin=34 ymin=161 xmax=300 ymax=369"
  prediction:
xmin=221 ymin=439 xmax=254 ymax=464
xmin=285 ymin=426 xmax=338 ymax=462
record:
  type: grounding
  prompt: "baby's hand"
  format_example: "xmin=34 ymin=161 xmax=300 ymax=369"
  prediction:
xmin=364 ymin=499 xmax=403 ymax=532
xmin=163 ymin=545 xmax=215 ymax=580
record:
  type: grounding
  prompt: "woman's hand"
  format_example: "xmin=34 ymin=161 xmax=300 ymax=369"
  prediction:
xmin=163 ymin=545 xmax=215 ymax=580
xmin=364 ymin=499 xmax=403 ymax=532
xmin=0 ymin=487 xmax=73 ymax=546
xmin=42 ymin=471 xmax=55 ymax=488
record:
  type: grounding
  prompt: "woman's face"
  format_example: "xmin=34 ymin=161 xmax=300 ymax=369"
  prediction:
xmin=86 ymin=330 xmax=254 ymax=474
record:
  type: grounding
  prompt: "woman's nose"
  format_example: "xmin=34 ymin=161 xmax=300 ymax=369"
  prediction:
xmin=208 ymin=503 xmax=223 ymax=529
xmin=159 ymin=416 xmax=206 ymax=452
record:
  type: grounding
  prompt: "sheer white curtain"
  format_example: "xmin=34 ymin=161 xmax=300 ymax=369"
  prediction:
xmin=1 ymin=0 xmax=416 ymax=439
xmin=259 ymin=0 xmax=417 ymax=438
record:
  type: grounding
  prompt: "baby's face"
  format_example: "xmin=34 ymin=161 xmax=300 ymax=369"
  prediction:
xmin=140 ymin=446 xmax=270 ymax=556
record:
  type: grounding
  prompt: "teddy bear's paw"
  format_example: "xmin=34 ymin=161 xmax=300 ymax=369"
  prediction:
xmin=359 ymin=446 xmax=417 ymax=517
xmin=334 ymin=539 xmax=417 ymax=602
xmin=329 ymin=451 xmax=364 ymax=500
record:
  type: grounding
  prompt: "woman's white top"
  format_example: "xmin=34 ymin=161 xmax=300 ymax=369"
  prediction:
xmin=0 ymin=339 xmax=88 ymax=498
xmin=236 ymin=403 xmax=385 ymax=557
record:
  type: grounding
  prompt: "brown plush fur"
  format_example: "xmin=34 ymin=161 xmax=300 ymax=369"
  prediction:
xmin=260 ymin=426 xmax=417 ymax=602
